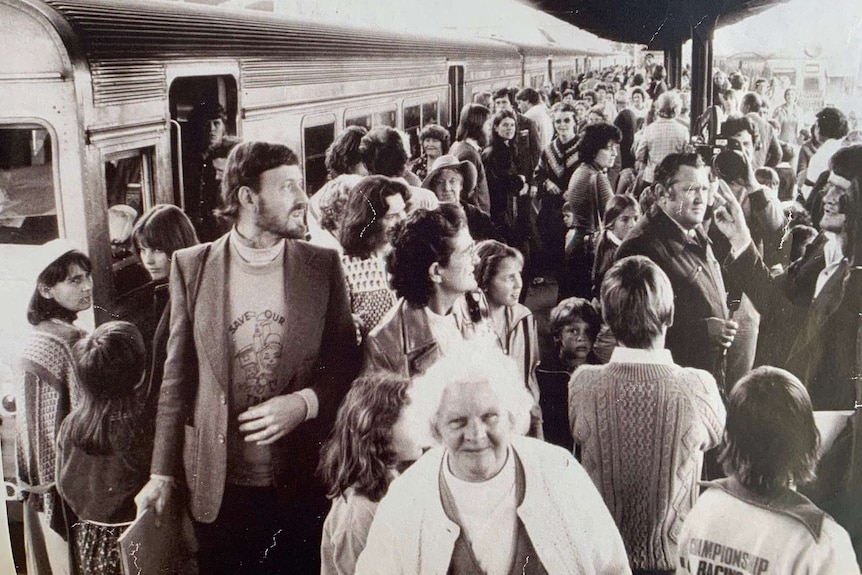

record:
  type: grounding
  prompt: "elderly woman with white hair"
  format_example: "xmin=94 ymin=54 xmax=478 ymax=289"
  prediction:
xmin=354 ymin=343 xmax=631 ymax=575
xmin=635 ymin=91 xmax=690 ymax=188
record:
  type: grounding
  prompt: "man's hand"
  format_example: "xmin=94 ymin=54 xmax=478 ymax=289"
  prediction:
xmin=238 ymin=394 xmax=308 ymax=445
xmin=135 ymin=476 xmax=174 ymax=518
xmin=545 ymin=181 xmax=562 ymax=195
xmin=706 ymin=317 xmax=738 ymax=349
xmin=712 ymin=180 xmax=752 ymax=254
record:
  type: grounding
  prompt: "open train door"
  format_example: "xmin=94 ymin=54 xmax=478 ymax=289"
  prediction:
xmin=168 ymin=75 xmax=237 ymax=241
xmin=448 ymin=63 xmax=465 ymax=139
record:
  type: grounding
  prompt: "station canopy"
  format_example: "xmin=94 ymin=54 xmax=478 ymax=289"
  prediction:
xmin=524 ymin=0 xmax=790 ymax=49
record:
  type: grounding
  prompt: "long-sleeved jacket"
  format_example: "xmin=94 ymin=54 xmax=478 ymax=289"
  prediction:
xmin=354 ymin=437 xmax=632 ymax=575
xmin=150 ymin=234 xmax=360 ymax=521
xmin=616 ymin=207 xmax=729 ymax=378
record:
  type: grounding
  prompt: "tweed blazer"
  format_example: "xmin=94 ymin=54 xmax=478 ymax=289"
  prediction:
xmin=150 ymin=233 xmax=359 ymax=522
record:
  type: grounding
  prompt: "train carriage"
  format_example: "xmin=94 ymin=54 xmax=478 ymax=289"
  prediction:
xmin=0 ymin=0 xmax=609 ymax=506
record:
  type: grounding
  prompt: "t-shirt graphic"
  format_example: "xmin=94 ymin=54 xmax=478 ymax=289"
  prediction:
xmin=230 ymin=309 xmax=287 ymax=411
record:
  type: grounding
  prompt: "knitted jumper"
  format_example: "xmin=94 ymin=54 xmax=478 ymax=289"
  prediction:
xmin=534 ymin=136 xmax=579 ymax=193
xmin=16 ymin=319 xmax=85 ymax=529
xmin=568 ymin=361 xmax=725 ymax=571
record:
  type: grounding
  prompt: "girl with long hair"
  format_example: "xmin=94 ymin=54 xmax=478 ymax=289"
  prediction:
xmin=318 ymin=374 xmax=421 ymax=575
xmin=482 ymin=110 xmax=526 ymax=243
xmin=56 ymin=321 xmax=151 ymax=575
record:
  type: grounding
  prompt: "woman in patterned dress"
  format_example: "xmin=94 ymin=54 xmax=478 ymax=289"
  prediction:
xmin=339 ymin=176 xmax=408 ymax=339
xmin=16 ymin=239 xmax=93 ymax=574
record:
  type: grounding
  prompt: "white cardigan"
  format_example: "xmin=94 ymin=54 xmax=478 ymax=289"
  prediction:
xmin=355 ymin=436 xmax=632 ymax=574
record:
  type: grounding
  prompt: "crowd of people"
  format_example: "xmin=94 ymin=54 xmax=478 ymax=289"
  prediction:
xmin=13 ymin=61 xmax=862 ymax=575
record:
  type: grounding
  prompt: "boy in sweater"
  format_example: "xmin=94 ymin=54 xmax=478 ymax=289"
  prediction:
xmin=568 ymin=255 xmax=725 ymax=575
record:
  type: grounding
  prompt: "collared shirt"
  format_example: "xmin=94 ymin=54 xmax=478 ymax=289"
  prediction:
xmin=425 ymin=306 xmax=465 ymax=357
xmin=636 ymin=117 xmax=690 ymax=182
xmin=814 ymin=233 xmax=845 ymax=299
xmin=609 ymin=346 xmax=674 ymax=365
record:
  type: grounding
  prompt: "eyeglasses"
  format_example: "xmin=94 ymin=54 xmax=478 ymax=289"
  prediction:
xmin=554 ymin=118 xmax=574 ymax=124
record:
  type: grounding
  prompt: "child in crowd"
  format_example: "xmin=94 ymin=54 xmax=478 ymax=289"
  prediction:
xmin=570 ymin=256 xmax=725 ymax=575
xmin=536 ymin=296 xmax=601 ymax=451
xmin=318 ymin=374 xmax=423 ymax=575
xmin=678 ymin=366 xmax=858 ymax=574
xmin=558 ymin=201 xmax=579 ymax=301
xmin=774 ymin=142 xmax=797 ymax=202
xmin=56 ymin=321 xmax=153 ymax=575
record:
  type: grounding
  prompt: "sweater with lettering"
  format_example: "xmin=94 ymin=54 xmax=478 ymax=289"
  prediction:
xmin=569 ymin=361 xmax=725 ymax=571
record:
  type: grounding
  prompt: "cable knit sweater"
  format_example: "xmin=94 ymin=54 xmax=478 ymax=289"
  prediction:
xmin=568 ymin=359 xmax=725 ymax=571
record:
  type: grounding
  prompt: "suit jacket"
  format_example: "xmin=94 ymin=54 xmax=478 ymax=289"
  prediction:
xmin=616 ymin=207 xmax=729 ymax=377
xmin=150 ymin=233 xmax=360 ymax=522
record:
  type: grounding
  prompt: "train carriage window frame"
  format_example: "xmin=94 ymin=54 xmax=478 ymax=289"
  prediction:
xmin=101 ymin=147 xmax=155 ymax=298
xmin=0 ymin=122 xmax=60 ymax=245
xmin=344 ymin=104 xmax=397 ymax=132
xmin=302 ymin=113 xmax=336 ymax=196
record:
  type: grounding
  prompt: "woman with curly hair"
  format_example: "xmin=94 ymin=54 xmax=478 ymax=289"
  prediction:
xmin=339 ymin=176 xmax=407 ymax=338
xmin=562 ymin=121 xmax=621 ymax=299
xmin=409 ymin=123 xmax=450 ymax=181
xmin=318 ymin=374 xmax=422 ymax=575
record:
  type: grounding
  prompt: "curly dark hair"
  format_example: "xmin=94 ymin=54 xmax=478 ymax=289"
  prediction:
xmin=217 ymin=141 xmax=299 ymax=223
xmin=339 ymin=176 xmax=408 ymax=259
xmin=721 ymin=114 xmax=760 ymax=150
xmin=418 ymin=124 xmax=451 ymax=154
xmin=578 ymin=122 xmax=622 ymax=165
xmin=360 ymin=126 xmax=408 ymax=177
xmin=549 ymin=296 xmax=601 ymax=342
xmin=325 ymin=126 xmax=368 ymax=178
xmin=388 ymin=204 xmax=467 ymax=307
xmin=318 ymin=374 xmax=412 ymax=502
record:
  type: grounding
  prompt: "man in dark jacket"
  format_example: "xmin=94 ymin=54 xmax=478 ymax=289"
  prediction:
xmin=616 ymin=153 xmax=738 ymax=389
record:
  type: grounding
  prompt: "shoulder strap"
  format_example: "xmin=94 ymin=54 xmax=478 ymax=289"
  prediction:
xmin=590 ymin=171 xmax=603 ymax=232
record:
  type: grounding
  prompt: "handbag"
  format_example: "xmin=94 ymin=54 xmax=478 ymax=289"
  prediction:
xmin=582 ymin=171 xmax=604 ymax=258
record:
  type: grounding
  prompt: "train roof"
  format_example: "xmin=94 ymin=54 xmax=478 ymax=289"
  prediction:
xmin=27 ymin=0 xmax=609 ymax=65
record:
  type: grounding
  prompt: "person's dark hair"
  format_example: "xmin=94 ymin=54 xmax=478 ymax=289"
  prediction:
xmin=740 ymin=92 xmax=763 ymax=114
xmin=654 ymin=153 xmax=705 ymax=191
xmin=581 ymin=90 xmax=597 ymax=106
xmin=562 ymin=89 xmax=575 ymax=99
xmin=729 ymin=72 xmax=745 ymax=91
xmin=780 ymin=141 xmax=795 ymax=164
xmin=631 ymin=87 xmax=646 ymax=101
xmin=551 ymin=102 xmax=577 ymax=116
xmin=473 ymin=240 xmax=523 ymax=293
xmin=602 ymin=194 xmax=640 ymax=227
xmin=491 ymin=109 xmax=517 ymax=144
xmin=340 ymin=176 xmax=408 ymax=259
xmin=601 ymin=255 xmax=674 ymax=347
xmin=651 ymin=65 xmax=666 ymax=82
xmin=455 ymin=104 xmax=491 ymax=148
xmin=549 ymin=297 xmax=601 ymax=342
xmin=719 ymin=366 xmax=820 ymax=496
xmin=632 ymin=73 xmax=645 ymax=87
xmin=67 ymin=321 xmax=147 ymax=455
xmin=388 ymin=204 xmax=467 ymax=307
xmin=720 ymin=114 xmax=759 ymax=147
xmin=217 ymin=141 xmax=299 ymax=223
xmin=28 ymin=251 xmax=93 ymax=325
xmin=318 ymin=374 xmax=412 ymax=502
xmin=578 ymin=122 xmax=622 ymax=165
xmin=516 ymin=87 xmax=540 ymax=106
xmin=325 ymin=126 xmax=368 ymax=178
xmin=594 ymin=82 xmax=607 ymax=93
xmin=418 ymin=124 xmax=451 ymax=154
xmin=359 ymin=127 xmax=408 ymax=178
xmin=815 ymin=107 xmax=849 ymax=140
xmin=492 ymin=87 xmax=514 ymax=105
xmin=132 ymin=204 xmax=199 ymax=261
xmin=829 ymin=144 xmax=862 ymax=181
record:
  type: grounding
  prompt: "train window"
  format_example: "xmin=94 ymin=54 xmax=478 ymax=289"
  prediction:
xmin=0 ymin=125 xmax=58 ymax=245
xmin=303 ymin=117 xmax=335 ymax=195
xmin=345 ymin=114 xmax=371 ymax=131
xmin=422 ymin=101 xmax=439 ymax=125
xmin=346 ymin=105 xmax=397 ymax=132
xmin=404 ymin=105 xmax=421 ymax=132
xmin=104 ymin=148 xmax=154 ymax=296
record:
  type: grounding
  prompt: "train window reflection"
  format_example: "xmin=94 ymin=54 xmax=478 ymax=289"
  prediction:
xmin=104 ymin=148 xmax=154 ymax=296
xmin=422 ymin=101 xmax=438 ymax=125
xmin=0 ymin=125 xmax=58 ymax=245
